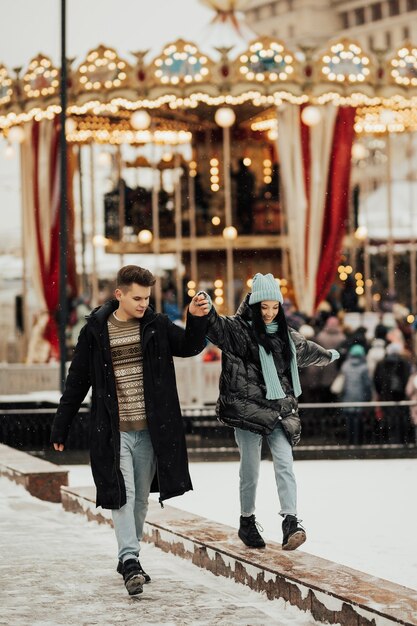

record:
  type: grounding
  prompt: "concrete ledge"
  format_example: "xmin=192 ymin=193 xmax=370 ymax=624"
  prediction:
xmin=61 ymin=484 xmax=417 ymax=626
xmin=0 ymin=444 xmax=68 ymax=502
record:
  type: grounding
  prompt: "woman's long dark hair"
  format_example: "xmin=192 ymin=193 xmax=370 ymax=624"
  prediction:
xmin=250 ymin=302 xmax=292 ymax=367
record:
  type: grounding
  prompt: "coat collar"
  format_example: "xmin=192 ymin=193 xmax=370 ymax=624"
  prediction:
xmin=87 ymin=299 xmax=157 ymax=329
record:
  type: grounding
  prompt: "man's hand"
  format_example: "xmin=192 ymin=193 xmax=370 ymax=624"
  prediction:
xmin=53 ymin=443 xmax=65 ymax=452
xmin=189 ymin=293 xmax=210 ymax=317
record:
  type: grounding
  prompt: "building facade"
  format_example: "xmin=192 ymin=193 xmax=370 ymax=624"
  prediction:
xmin=244 ymin=0 xmax=417 ymax=51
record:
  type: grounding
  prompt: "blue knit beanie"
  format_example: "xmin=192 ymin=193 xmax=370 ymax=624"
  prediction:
xmin=349 ymin=344 xmax=365 ymax=358
xmin=249 ymin=273 xmax=283 ymax=305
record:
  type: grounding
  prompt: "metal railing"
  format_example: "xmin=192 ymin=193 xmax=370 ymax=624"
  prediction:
xmin=1 ymin=399 xmax=416 ymax=453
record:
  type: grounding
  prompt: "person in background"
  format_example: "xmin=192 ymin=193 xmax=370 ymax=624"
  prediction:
xmin=374 ymin=342 xmax=411 ymax=444
xmin=314 ymin=316 xmax=346 ymax=402
xmin=50 ymin=265 xmax=210 ymax=597
xmin=366 ymin=333 xmax=386 ymax=395
xmin=203 ymin=273 xmax=339 ymax=551
xmin=405 ymin=368 xmax=417 ymax=444
xmin=339 ymin=344 xmax=372 ymax=445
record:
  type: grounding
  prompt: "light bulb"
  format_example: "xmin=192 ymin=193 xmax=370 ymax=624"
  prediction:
xmin=215 ymin=107 xmax=236 ymax=128
xmin=131 ymin=110 xmax=151 ymax=130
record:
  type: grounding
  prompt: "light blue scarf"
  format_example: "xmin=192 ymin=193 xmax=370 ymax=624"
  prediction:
xmin=258 ymin=322 xmax=302 ymax=400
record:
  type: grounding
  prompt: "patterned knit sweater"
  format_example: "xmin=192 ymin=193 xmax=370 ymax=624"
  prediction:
xmin=107 ymin=312 xmax=147 ymax=431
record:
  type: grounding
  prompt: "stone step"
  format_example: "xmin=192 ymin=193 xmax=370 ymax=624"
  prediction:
xmin=61 ymin=484 xmax=417 ymax=626
xmin=0 ymin=443 xmax=68 ymax=502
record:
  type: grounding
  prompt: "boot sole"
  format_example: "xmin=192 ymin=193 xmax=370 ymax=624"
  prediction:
xmin=282 ymin=530 xmax=306 ymax=551
xmin=125 ymin=574 xmax=145 ymax=596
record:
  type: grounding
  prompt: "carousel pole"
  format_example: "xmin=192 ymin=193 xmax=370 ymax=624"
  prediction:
xmin=215 ymin=107 xmax=236 ymax=315
xmin=59 ymin=0 xmax=68 ymax=391
xmin=116 ymin=145 xmax=125 ymax=266
xmin=89 ymin=144 xmax=99 ymax=307
xmin=77 ymin=145 xmax=88 ymax=295
xmin=386 ymin=132 xmax=395 ymax=295
xmin=408 ymin=132 xmax=417 ymax=314
xmin=174 ymin=151 xmax=183 ymax=312
xmin=188 ymin=161 xmax=198 ymax=286
xmin=151 ymin=140 xmax=162 ymax=313
xmin=224 ymin=126 xmax=234 ymax=314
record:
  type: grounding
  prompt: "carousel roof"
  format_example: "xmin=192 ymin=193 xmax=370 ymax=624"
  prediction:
xmin=1 ymin=36 xmax=417 ymax=137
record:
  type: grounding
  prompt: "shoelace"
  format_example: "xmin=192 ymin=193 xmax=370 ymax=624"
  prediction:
xmin=247 ymin=519 xmax=264 ymax=540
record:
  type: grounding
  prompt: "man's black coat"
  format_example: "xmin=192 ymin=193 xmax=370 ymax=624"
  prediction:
xmin=51 ymin=300 xmax=208 ymax=509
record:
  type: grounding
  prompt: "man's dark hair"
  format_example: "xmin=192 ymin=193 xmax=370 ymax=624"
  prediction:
xmin=116 ymin=265 xmax=156 ymax=289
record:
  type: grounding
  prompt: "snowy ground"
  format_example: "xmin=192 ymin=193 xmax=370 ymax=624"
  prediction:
xmin=0 ymin=477 xmax=316 ymax=626
xmin=68 ymin=458 xmax=417 ymax=591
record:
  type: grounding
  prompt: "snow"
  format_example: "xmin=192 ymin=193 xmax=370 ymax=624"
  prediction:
xmin=0 ymin=477 xmax=316 ymax=626
xmin=66 ymin=457 xmax=417 ymax=591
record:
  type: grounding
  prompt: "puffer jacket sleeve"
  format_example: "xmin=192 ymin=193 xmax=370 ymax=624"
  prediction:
xmin=206 ymin=307 xmax=248 ymax=356
xmin=167 ymin=309 xmax=208 ymax=357
xmin=290 ymin=328 xmax=333 ymax=368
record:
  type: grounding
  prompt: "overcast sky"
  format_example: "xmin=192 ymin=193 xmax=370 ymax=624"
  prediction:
xmin=0 ymin=0 xmax=223 ymax=249
xmin=0 ymin=1 xmax=215 ymax=67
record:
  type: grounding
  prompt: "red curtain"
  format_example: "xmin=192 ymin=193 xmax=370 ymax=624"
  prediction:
xmin=314 ymin=107 xmax=356 ymax=309
xmin=31 ymin=118 xmax=77 ymax=360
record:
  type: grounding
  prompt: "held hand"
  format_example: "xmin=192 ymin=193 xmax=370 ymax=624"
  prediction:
xmin=189 ymin=293 xmax=210 ymax=317
xmin=328 ymin=349 xmax=340 ymax=362
xmin=53 ymin=443 xmax=65 ymax=452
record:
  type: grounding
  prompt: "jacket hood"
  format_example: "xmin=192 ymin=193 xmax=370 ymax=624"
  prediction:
xmin=235 ymin=294 xmax=252 ymax=321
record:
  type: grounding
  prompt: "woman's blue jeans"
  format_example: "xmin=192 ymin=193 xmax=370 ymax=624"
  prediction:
xmin=234 ymin=425 xmax=297 ymax=517
xmin=112 ymin=430 xmax=156 ymax=563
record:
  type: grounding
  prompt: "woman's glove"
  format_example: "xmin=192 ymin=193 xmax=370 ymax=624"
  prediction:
xmin=328 ymin=349 xmax=340 ymax=362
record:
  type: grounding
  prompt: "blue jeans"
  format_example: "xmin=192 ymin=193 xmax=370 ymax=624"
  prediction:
xmin=112 ymin=430 xmax=156 ymax=563
xmin=234 ymin=425 xmax=297 ymax=517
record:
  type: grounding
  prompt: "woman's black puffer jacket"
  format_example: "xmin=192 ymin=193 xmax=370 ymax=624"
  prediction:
xmin=206 ymin=296 xmax=333 ymax=445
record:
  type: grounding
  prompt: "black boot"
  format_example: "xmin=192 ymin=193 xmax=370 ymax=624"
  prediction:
xmin=122 ymin=559 xmax=145 ymax=596
xmin=238 ymin=514 xmax=266 ymax=548
xmin=117 ymin=558 xmax=151 ymax=583
xmin=282 ymin=515 xmax=306 ymax=551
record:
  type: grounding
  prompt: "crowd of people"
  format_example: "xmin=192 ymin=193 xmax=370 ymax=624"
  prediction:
xmin=296 ymin=311 xmax=417 ymax=445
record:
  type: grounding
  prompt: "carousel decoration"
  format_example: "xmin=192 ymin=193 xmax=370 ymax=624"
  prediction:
xmin=75 ymin=45 xmax=129 ymax=93
xmin=152 ymin=40 xmax=211 ymax=85
xmin=389 ymin=43 xmax=417 ymax=87
xmin=22 ymin=55 xmax=60 ymax=99
xmin=0 ymin=65 xmax=13 ymax=106
xmin=319 ymin=40 xmax=371 ymax=84
xmin=238 ymin=38 xmax=296 ymax=83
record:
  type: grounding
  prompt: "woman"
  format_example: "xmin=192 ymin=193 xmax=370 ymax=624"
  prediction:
xmin=204 ymin=273 xmax=339 ymax=550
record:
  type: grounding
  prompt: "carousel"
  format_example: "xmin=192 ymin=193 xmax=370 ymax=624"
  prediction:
xmin=1 ymin=0 xmax=417 ymax=361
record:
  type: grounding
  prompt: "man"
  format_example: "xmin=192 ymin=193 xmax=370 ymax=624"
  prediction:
xmin=51 ymin=265 xmax=210 ymax=596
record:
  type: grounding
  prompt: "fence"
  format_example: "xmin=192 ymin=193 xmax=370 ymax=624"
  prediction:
xmin=0 ymin=359 xmax=221 ymax=403
xmin=1 ymin=360 xmax=416 ymax=456
xmin=1 ymin=399 xmax=416 ymax=455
